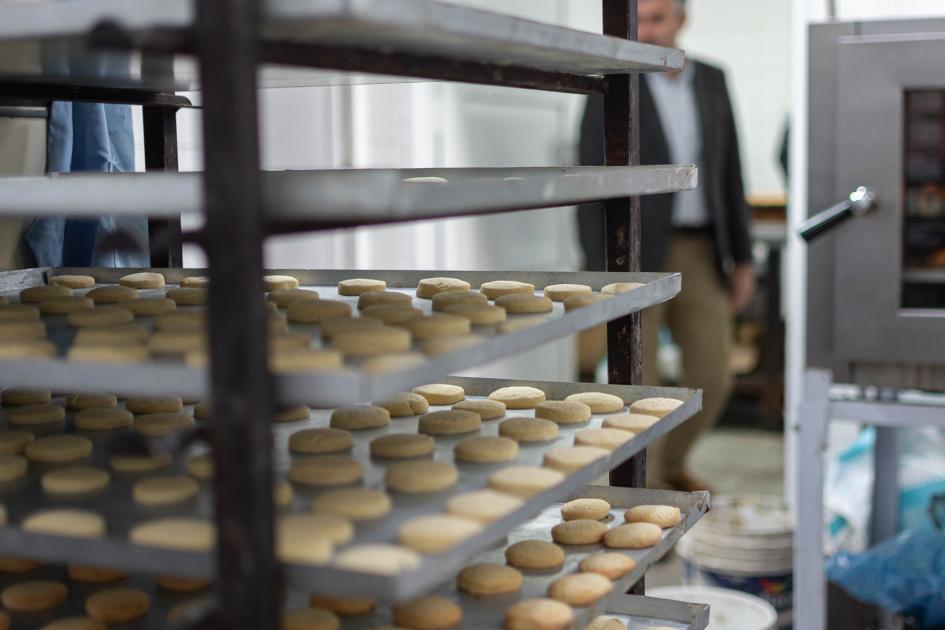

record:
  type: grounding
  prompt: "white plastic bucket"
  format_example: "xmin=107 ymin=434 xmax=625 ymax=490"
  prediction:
xmin=648 ymin=585 xmax=778 ymax=630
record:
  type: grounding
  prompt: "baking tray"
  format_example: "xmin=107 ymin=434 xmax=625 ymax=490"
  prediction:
xmin=0 ymin=377 xmax=700 ymax=602
xmin=599 ymin=594 xmax=710 ymax=630
xmin=0 ymin=267 xmax=681 ymax=407
xmin=335 ymin=485 xmax=710 ymax=629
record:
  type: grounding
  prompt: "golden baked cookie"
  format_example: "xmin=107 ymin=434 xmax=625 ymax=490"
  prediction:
xmin=489 ymin=465 xmax=564 ymax=497
xmin=392 ymin=595 xmax=462 ymax=630
xmin=551 ymin=519 xmax=608 ymax=545
xmin=186 ymin=453 xmax=213 ymax=480
xmin=563 ymin=293 xmax=613 ymax=312
xmin=289 ymin=428 xmax=353 ymax=454
xmin=561 ymin=498 xmax=611 ymax=521
xmin=543 ymin=284 xmax=591 ymax=302
xmin=65 ymin=392 xmax=117 ymax=410
xmin=22 ymin=509 xmax=105 ymax=538
xmin=431 ymin=290 xmax=487 ymax=311
xmin=418 ymin=409 xmax=481 ymax=435
xmin=68 ymin=343 xmax=148 ymax=364
xmin=579 ymin=552 xmax=636 ymax=580
xmin=264 ymin=275 xmax=299 ymax=291
xmin=180 ymin=276 xmax=209 ymax=288
xmin=1 ymin=580 xmax=68 ymax=612
xmin=289 ymin=457 xmax=363 ymax=487
xmin=0 ymin=431 xmax=33 ymax=455
xmin=119 ymin=272 xmax=165 ymax=289
xmin=361 ymin=352 xmax=426 ymax=373
xmin=39 ymin=617 xmax=108 ymax=630
xmin=125 ymin=395 xmax=183 ymax=414
xmin=165 ymin=287 xmax=206 ymax=306
xmin=310 ymin=488 xmax=392 ymax=521
xmin=276 ymin=514 xmax=349 ymax=564
xmin=629 ymin=397 xmax=684 ymax=418
xmin=494 ymin=293 xmax=553 ymax=314
xmin=148 ymin=331 xmax=204 ymax=355
xmin=0 ymin=556 xmax=41 ymax=573
xmin=542 ymin=446 xmax=609 ymax=473
xmin=333 ymin=544 xmax=420 ymax=575
xmin=546 ymin=572 xmax=613 ymax=606
xmin=20 ymin=284 xmax=70 ymax=303
xmin=445 ymin=490 xmax=522 ymax=523
xmin=84 ymin=588 xmax=150 ymax=623
xmin=338 ymin=278 xmax=386 ymax=296
xmin=499 ymin=417 xmax=559 ymax=442
xmin=153 ymin=309 xmax=204 ymax=332
xmin=454 ymin=436 xmax=518 ymax=464
xmin=420 ymin=335 xmax=481 ymax=357
xmin=504 ymin=598 xmax=572 ymax=630
xmin=397 ymin=514 xmax=482 ymax=553
xmin=48 ymin=274 xmax=95 ymax=289
xmin=274 ymin=405 xmax=311 ymax=423
xmin=405 ymin=314 xmax=471 ymax=341
xmin=385 ymin=460 xmax=458 ymax=494
xmin=41 ymin=467 xmax=110 ymax=495
xmin=0 ymin=455 xmax=27 ymax=481
xmin=319 ymin=316 xmax=383 ymax=339
xmin=452 ymin=398 xmax=505 ymax=420
xmin=9 ymin=403 xmax=65 ymax=425
xmin=602 ymin=412 xmax=658 ymax=433
xmin=416 ymin=277 xmax=471 ymax=299
xmin=268 ymin=288 xmax=319 ymax=307
xmin=133 ymin=476 xmax=199 ymax=506
xmin=332 ymin=327 xmax=412 ymax=357
xmin=373 ymin=392 xmax=429 ymax=417
xmin=75 ymin=408 xmax=133 ymax=431
xmin=275 ymin=480 xmax=294 ymax=508
xmin=488 ymin=386 xmax=546 ymax=409
xmin=287 ymin=300 xmax=351 ymax=324
xmin=67 ymin=306 xmax=133 ymax=327
xmin=281 ymin=608 xmax=340 ymax=630
xmin=457 ymin=563 xmax=523 ymax=596
xmin=154 ymin=575 xmax=210 ymax=592
xmin=443 ymin=303 xmax=506 ymax=325
xmin=120 ymin=297 xmax=176 ymax=316
xmin=601 ymin=282 xmax=644 ymax=295
xmin=0 ymin=303 xmax=40 ymax=321
xmin=110 ymin=454 xmax=171 ymax=473
xmin=330 ymin=405 xmax=391 ymax=430
xmin=129 ymin=518 xmax=216 ymax=551
xmin=74 ymin=323 xmax=148 ymax=345
xmin=535 ymin=400 xmax=591 ymax=424
xmin=133 ymin=412 xmax=194 ymax=437
xmin=586 ymin=618 xmax=627 ymax=630
xmin=602 ymin=522 xmax=663 ymax=549
xmin=66 ymin=565 xmax=126 ymax=585
xmin=360 ymin=304 xmax=423 ymax=325
xmin=412 ymin=383 xmax=465 ymax=405
xmin=0 ymin=339 xmax=56 ymax=358
xmin=0 ymin=320 xmax=45 ymax=340
xmin=624 ymin=505 xmax=682 ymax=529
xmin=86 ymin=285 xmax=136 ymax=304
xmin=1 ymin=387 xmax=51 ymax=406
xmin=25 ymin=435 xmax=92 ymax=463
xmin=270 ymin=349 xmax=343 ymax=373
xmin=370 ymin=433 xmax=435 ymax=458
xmin=308 ymin=594 xmax=375 ymax=616
xmin=357 ymin=290 xmax=411 ymax=309
xmin=479 ymin=280 xmax=534 ymax=299
xmin=574 ymin=427 xmax=634 ymax=451
xmin=565 ymin=391 xmax=625 ymax=414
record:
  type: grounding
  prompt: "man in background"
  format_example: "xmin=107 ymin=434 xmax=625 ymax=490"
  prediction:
xmin=578 ymin=0 xmax=753 ymax=491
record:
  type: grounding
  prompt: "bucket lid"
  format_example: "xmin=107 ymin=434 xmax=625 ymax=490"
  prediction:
xmin=697 ymin=495 xmax=793 ymax=536
xmin=648 ymin=585 xmax=778 ymax=630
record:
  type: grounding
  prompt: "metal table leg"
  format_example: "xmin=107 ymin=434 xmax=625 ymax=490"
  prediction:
xmin=870 ymin=425 xmax=899 ymax=544
xmin=142 ymin=105 xmax=183 ymax=268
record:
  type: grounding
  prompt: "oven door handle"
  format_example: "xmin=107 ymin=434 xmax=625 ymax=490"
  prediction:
xmin=798 ymin=186 xmax=877 ymax=242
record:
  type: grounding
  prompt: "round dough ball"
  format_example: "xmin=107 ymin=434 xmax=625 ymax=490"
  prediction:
xmin=23 ymin=509 xmax=105 ymax=538
xmin=534 ymin=400 xmax=592 ymax=425
xmin=357 ymin=291 xmax=411 ymax=309
xmin=48 ymin=274 xmax=95 ymax=289
xmin=565 ymin=392 xmax=625 ymax=414
xmin=289 ymin=457 xmax=363 ymax=487
xmin=360 ymin=304 xmax=423 ymax=325
xmin=488 ymin=466 xmax=564 ymax=497
xmin=120 ymin=297 xmax=176 ymax=316
xmin=41 ymin=467 xmax=110 ymax=495
xmin=628 ymin=397 xmax=684 ymax=418
xmin=405 ymin=314 xmax=471 ymax=341
xmin=287 ymin=300 xmax=351 ymax=324
xmin=25 ymin=435 xmax=92 ymax=463
xmin=0 ymin=455 xmax=28 ymax=481
xmin=1 ymin=580 xmax=68 ymax=612
xmin=451 ymin=398 xmax=505 ymax=420
xmin=416 ymin=277 xmax=470 ymax=299
xmin=65 ymin=392 xmax=117 ymax=410
xmin=398 ymin=514 xmax=482 ymax=553
xmin=418 ymin=409 xmax=481 ymax=435
xmin=165 ymin=287 xmax=206 ymax=306
xmin=602 ymin=412 xmax=659 ymax=433
xmin=264 ymin=275 xmax=299 ymax=291
xmin=84 ymin=587 xmax=150 ymax=623
xmin=373 ymin=392 xmax=429 ymax=417
xmin=561 ymin=498 xmax=611 ymax=521
xmin=0 ymin=431 xmax=34 ymax=455
xmin=86 ymin=286 xmax=137 ymax=305
xmin=546 ymin=572 xmax=613 ymax=606
xmin=543 ymin=283 xmax=591 ymax=302
xmin=445 ymin=489 xmax=522 ymax=523
xmin=1 ymin=387 xmax=51 ymax=406
xmin=488 ymin=386 xmax=546 ymax=409
xmin=9 ymin=403 xmax=64 ymax=425
xmin=330 ymin=406 xmax=390 ymax=430
xmin=129 ymin=518 xmax=216 ymax=552
xmin=563 ymin=293 xmax=614 ymax=312
xmin=574 ymin=427 xmax=634 ymax=451
xmin=601 ymin=282 xmax=644 ymax=295
xmin=370 ymin=433 xmax=434 ymax=459
xmin=602 ymin=522 xmax=663 ymax=549
xmin=41 ymin=617 xmax=106 ymax=630
xmin=385 ymin=460 xmax=458 ymax=494
xmin=499 ymin=417 xmax=559 ymax=443
xmin=125 ymin=395 xmax=183 ymax=414
xmin=338 ymin=278 xmax=386 ymax=296
xmin=624 ymin=505 xmax=682 ymax=529
xmin=180 ymin=276 xmax=209 ymax=288
xmin=543 ymin=446 xmax=609 ymax=473
xmin=332 ymin=327 xmax=411 ymax=357
xmin=494 ymin=293 xmax=553 ymax=314
xmin=457 ymin=563 xmax=522 ymax=596
xmin=133 ymin=413 xmax=194 ymax=437
xmin=319 ymin=316 xmax=382 ymax=339
xmin=443 ymin=303 xmax=506 ymax=325
xmin=20 ymin=284 xmax=71 ymax=303
xmin=551 ymin=519 xmax=608 ymax=545
xmin=75 ymin=408 xmax=133 ymax=431
xmin=281 ymin=608 xmax=340 ymax=630
xmin=268 ymin=288 xmax=319 ymax=307
xmin=307 ymin=594 xmax=375 ymax=617
xmin=333 ymin=543 xmax=421 ymax=575
xmin=310 ymin=488 xmax=392 ymax=521
xmin=133 ymin=476 xmax=199 ymax=506
xmin=412 ymin=383 xmax=465 ymax=405
xmin=289 ymin=428 xmax=353 ymax=454
xmin=454 ymin=436 xmax=518 ymax=464
xmin=479 ymin=280 xmax=534 ymax=299
xmin=119 ymin=272 xmax=164 ymax=289
xmin=431 ymin=290 xmax=487 ymax=311
xmin=579 ymin=552 xmax=637 ymax=580
xmin=393 ymin=595 xmax=462 ymax=630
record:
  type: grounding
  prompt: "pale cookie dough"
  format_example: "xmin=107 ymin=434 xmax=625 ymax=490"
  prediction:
xmin=602 ymin=412 xmax=659 ymax=433
xmin=0 ymin=431 xmax=33 ymax=455
xmin=39 ymin=617 xmax=108 ymax=630
xmin=119 ymin=272 xmax=164 ymax=289
xmin=543 ymin=446 xmax=609 ymax=473
xmin=457 ymin=563 xmax=523 ymax=596
xmin=546 ymin=573 xmax=613 ymax=607
xmin=392 ymin=595 xmax=462 ymax=630
xmin=0 ymin=341 xmax=55 ymax=359
xmin=68 ymin=344 xmax=149 ymax=364
xmin=319 ymin=316 xmax=383 ymax=339
xmin=274 ymin=405 xmax=311 ymax=423
xmin=1 ymin=387 xmax=50 ymax=406
xmin=129 ymin=518 xmax=216 ymax=552
xmin=23 ymin=509 xmax=105 ymax=538
xmin=25 ymin=435 xmax=92 ymax=463
xmin=360 ymin=304 xmax=423 ymax=325
xmin=338 ymin=278 xmax=386 ymax=296
xmin=270 ymin=349 xmax=343 ymax=374
xmin=287 ymin=300 xmax=351 ymax=324
xmin=180 ymin=276 xmax=209 ymax=288
xmin=153 ymin=310 xmax=204 ymax=332
xmin=332 ymin=327 xmax=412 ymax=357
xmin=1 ymin=580 xmax=68 ymax=612
xmin=586 ymin=617 xmax=627 ymax=630
xmin=67 ymin=306 xmax=134 ymax=327
xmin=628 ymin=397 xmax=684 ymax=418
xmin=488 ymin=466 xmax=564 ymax=497
xmin=452 ymin=399 xmax=505 ymax=420
xmin=282 ymin=608 xmax=340 ymax=630
xmin=334 ymin=544 xmax=420 ymax=575
xmin=494 ymin=293 xmax=553 ymax=314
xmin=20 ymin=284 xmax=70 ymax=303
xmin=85 ymin=588 xmax=150 ymax=623
xmin=397 ymin=514 xmax=482 ymax=553
xmin=479 ymin=280 xmax=534 ymax=299
xmin=445 ymin=489 xmax=522 ymax=523
xmin=75 ymin=323 xmax=148 ymax=345
xmin=543 ymin=284 xmax=592 ymax=302
xmin=565 ymin=392 xmax=625 ymax=414
xmin=133 ymin=413 xmax=194 ymax=437
xmin=405 ymin=314 xmax=471 ymax=341
xmin=499 ymin=417 xmax=559 ymax=443
xmin=431 ymin=290 xmax=487 ymax=311
xmin=579 ymin=552 xmax=636 ymax=580
xmin=39 ymin=296 xmax=94 ymax=314
xmin=421 ymin=335 xmax=482 ymax=357
xmin=133 ymin=477 xmax=199 ymax=506
xmin=504 ymin=598 xmax=572 ymax=630
xmin=0 ymin=455 xmax=28 ymax=481
xmin=535 ymin=400 xmax=591 ymax=425
xmin=454 ymin=436 xmax=518 ymax=464
xmin=75 ymin=408 xmax=131 ymax=431
xmin=276 ymin=515 xmax=348 ymax=564
xmin=110 ymin=454 xmax=171 ymax=474
xmin=416 ymin=277 xmax=470 ymax=299
xmin=385 ymin=460 xmax=458 ymax=494
xmin=48 ymin=275 xmax=95 ymax=289
xmin=330 ymin=406 xmax=391 ymax=430
xmin=289 ymin=428 xmax=353 ymax=454
xmin=419 ymin=409 xmax=481 ymax=435
xmin=357 ymin=291 xmax=411 ymax=309
xmin=574 ymin=428 xmax=633 ymax=451
xmin=601 ymin=282 xmax=644 ymax=295
xmin=268 ymin=288 xmax=319 ymax=308
xmin=603 ymin=522 xmax=663 ymax=549
xmin=289 ymin=457 xmax=363 ymax=487
xmin=308 ymin=594 xmax=375 ymax=617
xmin=264 ymin=275 xmax=299 ymax=291
xmin=41 ymin=467 xmax=110 ymax=495
xmin=0 ymin=303 xmax=40 ymax=321
xmin=361 ymin=352 xmax=426 ymax=373
xmin=370 ymin=433 xmax=434 ymax=459
xmin=563 ymin=293 xmax=613 ymax=312
xmin=165 ymin=287 xmax=206 ymax=306
xmin=488 ymin=386 xmax=546 ymax=409
xmin=443 ymin=303 xmax=506 ymax=325
xmin=561 ymin=498 xmax=611 ymax=521
xmin=65 ymin=392 xmax=117 ymax=410
xmin=551 ymin=519 xmax=608 ymax=545
xmin=373 ymin=392 xmax=429 ymax=417
xmin=624 ymin=505 xmax=682 ymax=529
xmin=126 ymin=395 xmax=183 ymax=414
xmin=185 ymin=453 xmax=213 ymax=480
xmin=412 ymin=383 xmax=465 ymax=405
xmin=86 ymin=285 xmax=137 ymax=304
xmin=311 ymin=488 xmax=392 ymax=521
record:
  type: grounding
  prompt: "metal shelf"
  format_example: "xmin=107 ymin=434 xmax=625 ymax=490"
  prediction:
xmin=600 ymin=594 xmax=710 ymax=630
xmin=0 ymin=379 xmax=700 ymax=604
xmin=0 ymin=267 xmax=681 ymax=406
xmin=0 ymin=165 xmax=697 ymax=227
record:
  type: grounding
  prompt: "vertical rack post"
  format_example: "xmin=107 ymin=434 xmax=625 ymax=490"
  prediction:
xmin=194 ymin=0 xmax=281 ymax=627
xmin=142 ymin=105 xmax=182 ymax=268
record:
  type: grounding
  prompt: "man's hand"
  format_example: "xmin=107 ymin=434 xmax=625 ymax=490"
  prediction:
xmin=729 ymin=263 xmax=755 ymax=313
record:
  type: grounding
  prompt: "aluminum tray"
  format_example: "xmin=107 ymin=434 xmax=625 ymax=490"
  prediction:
xmin=600 ymin=594 xmax=710 ymax=630
xmin=0 ymin=267 xmax=681 ymax=407
xmin=0 ymin=378 xmax=700 ymax=602
xmin=334 ymin=485 xmax=710 ymax=628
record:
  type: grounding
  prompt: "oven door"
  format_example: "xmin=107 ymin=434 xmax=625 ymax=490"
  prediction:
xmin=834 ymin=32 xmax=945 ymax=367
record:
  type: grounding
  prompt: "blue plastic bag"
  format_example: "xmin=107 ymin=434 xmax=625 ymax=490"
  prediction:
xmin=827 ymin=529 xmax=945 ymax=628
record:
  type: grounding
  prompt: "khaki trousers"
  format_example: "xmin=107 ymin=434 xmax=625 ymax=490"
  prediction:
xmin=0 ymin=115 xmax=46 ymax=270
xmin=644 ymin=234 xmax=734 ymax=488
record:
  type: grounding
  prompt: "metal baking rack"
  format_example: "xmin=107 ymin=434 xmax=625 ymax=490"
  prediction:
xmin=0 ymin=378 xmax=700 ymax=603
xmin=601 ymin=594 xmax=710 ymax=630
